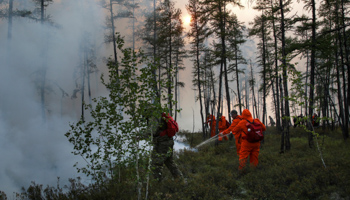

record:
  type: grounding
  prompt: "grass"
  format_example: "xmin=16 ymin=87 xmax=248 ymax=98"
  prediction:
xmin=5 ymin=126 xmax=350 ymax=200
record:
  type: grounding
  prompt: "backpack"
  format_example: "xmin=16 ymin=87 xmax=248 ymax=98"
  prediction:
xmin=243 ymin=119 xmax=264 ymax=143
xmin=160 ymin=113 xmax=179 ymax=137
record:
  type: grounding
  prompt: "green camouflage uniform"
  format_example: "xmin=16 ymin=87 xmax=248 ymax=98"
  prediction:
xmin=151 ymin=117 xmax=183 ymax=181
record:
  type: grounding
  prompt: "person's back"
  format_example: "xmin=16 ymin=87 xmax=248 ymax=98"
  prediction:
xmin=152 ymin=113 xmax=183 ymax=182
xmin=205 ymin=114 xmax=216 ymax=137
xmin=232 ymin=109 xmax=266 ymax=170
xmin=218 ymin=115 xmax=229 ymax=141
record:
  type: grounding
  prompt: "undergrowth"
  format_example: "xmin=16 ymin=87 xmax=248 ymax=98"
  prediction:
xmin=2 ymin=127 xmax=350 ymax=200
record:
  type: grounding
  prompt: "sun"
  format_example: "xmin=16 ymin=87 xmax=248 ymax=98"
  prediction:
xmin=184 ymin=15 xmax=191 ymax=26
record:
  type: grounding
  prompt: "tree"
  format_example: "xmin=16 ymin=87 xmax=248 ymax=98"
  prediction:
xmin=226 ymin=13 xmax=246 ymax=115
xmin=249 ymin=63 xmax=259 ymax=118
xmin=32 ymin=0 xmax=53 ymax=122
xmin=248 ymin=13 xmax=271 ymax=125
xmin=278 ymin=0 xmax=293 ymax=152
xmin=187 ymin=0 xmax=210 ymax=137
xmin=317 ymin=0 xmax=350 ymax=139
xmin=146 ymin=0 xmax=186 ymax=115
xmin=202 ymin=0 xmax=243 ymax=136
xmin=71 ymin=33 xmax=98 ymax=120
xmin=65 ymin=35 xmax=172 ymax=199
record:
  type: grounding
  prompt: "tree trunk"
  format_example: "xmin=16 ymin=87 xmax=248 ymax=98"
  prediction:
xmin=109 ymin=0 xmax=118 ymax=72
xmin=222 ymin=3 xmax=231 ymax=122
xmin=87 ymin=51 xmax=92 ymax=105
xmin=335 ymin=2 xmax=349 ymax=139
xmin=341 ymin=0 xmax=350 ymax=137
xmin=305 ymin=39 xmax=309 ymax=117
xmin=307 ymin=0 xmax=317 ymax=148
xmin=270 ymin=0 xmax=281 ymax=130
xmin=250 ymin=65 xmax=258 ymax=118
xmin=153 ymin=0 xmax=160 ymax=100
xmin=340 ymin=0 xmax=349 ymax=139
xmin=215 ymin=62 xmax=224 ymax=144
xmin=235 ymin=48 xmax=242 ymax=114
xmin=81 ymin=50 xmax=87 ymax=120
xmin=7 ymin=0 xmax=13 ymax=40
xmin=40 ymin=0 xmax=46 ymax=122
xmin=279 ymin=76 xmax=285 ymax=153
xmin=279 ymin=0 xmax=291 ymax=151
xmin=261 ymin=15 xmax=267 ymax=125
xmin=168 ymin=20 xmax=173 ymax=115
xmin=196 ymin=41 xmax=205 ymax=137
xmin=245 ymin=74 xmax=249 ymax=110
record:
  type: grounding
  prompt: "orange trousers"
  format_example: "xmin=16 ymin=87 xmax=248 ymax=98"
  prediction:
xmin=238 ymin=140 xmax=260 ymax=170
xmin=234 ymin=134 xmax=241 ymax=156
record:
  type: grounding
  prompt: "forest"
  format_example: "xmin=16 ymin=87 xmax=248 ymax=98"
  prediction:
xmin=0 ymin=0 xmax=350 ymax=199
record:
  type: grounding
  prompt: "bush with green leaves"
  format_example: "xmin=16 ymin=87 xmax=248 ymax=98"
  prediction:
xmin=65 ymin=33 xmax=171 ymax=195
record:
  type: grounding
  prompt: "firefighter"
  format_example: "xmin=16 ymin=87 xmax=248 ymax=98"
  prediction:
xmin=218 ymin=113 xmax=230 ymax=141
xmin=227 ymin=109 xmax=266 ymax=170
xmin=205 ymin=114 xmax=216 ymax=138
xmin=220 ymin=110 xmax=243 ymax=156
xmin=146 ymin=113 xmax=184 ymax=182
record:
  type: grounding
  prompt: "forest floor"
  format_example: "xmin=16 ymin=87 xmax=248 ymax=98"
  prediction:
xmin=8 ymin=126 xmax=350 ymax=200
xmin=155 ymin=126 xmax=350 ymax=200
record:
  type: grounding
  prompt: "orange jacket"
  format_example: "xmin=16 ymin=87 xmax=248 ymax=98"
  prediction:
xmin=231 ymin=109 xmax=266 ymax=141
xmin=206 ymin=115 xmax=216 ymax=128
xmin=218 ymin=116 xmax=229 ymax=132
xmin=222 ymin=115 xmax=242 ymax=135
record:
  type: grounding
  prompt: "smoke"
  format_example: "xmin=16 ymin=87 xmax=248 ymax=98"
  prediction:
xmin=0 ymin=0 xmax=265 ymax=196
xmin=0 ymin=0 xmax=105 ymax=195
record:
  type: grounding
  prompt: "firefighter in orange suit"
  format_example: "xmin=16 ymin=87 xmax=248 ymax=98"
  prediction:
xmin=220 ymin=110 xmax=242 ymax=155
xmin=205 ymin=114 xmax=216 ymax=137
xmin=222 ymin=109 xmax=266 ymax=170
xmin=218 ymin=114 xmax=229 ymax=141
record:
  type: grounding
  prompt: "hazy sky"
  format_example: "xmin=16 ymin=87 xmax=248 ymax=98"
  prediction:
xmin=0 ymin=0 xmax=307 ymax=196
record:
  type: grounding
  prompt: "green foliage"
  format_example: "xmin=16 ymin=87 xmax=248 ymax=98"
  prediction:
xmin=65 ymin=33 xmax=166 ymax=185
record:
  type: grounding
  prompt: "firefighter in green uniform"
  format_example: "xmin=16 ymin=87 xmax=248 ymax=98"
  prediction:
xmin=151 ymin=113 xmax=184 ymax=182
xmin=143 ymin=112 xmax=184 ymax=182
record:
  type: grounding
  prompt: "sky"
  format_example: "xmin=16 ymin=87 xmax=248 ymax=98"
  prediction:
xmin=0 ymin=0 xmax=306 ymax=196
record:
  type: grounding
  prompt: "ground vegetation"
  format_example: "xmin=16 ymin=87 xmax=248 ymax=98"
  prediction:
xmin=6 ymin=127 xmax=350 ymax=200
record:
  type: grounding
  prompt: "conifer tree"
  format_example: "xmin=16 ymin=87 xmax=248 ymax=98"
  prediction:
xmin=140 ymin=0 xmax=186 ymax=114
xmin=248 ymin=13 xmax=271 ymax=124
xmin=32 ymin=0 xmax=53 ymax=122
xmin=187 ymin=0 xmax=210 ymax=136
xmin=202 ymin=0 xmax=243 ymax=135
xmin=226 ymin=13 xmax=246 ymax=115
xmin=156 ymin=0 xmax=185 ymax=115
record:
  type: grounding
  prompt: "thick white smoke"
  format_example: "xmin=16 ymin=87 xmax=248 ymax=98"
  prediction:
xmin=0 ymin=0 xmax=106 ymax=195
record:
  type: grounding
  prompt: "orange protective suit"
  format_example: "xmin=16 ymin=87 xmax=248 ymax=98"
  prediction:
xmin=222 ymin=115 xmax=243 ymax=155
xmin=231 ymin=109 xmax=266 ymax=170
xmin=218 ymin=116 xmax=229 ymax=141
xmin=206 ymin=115 xmax=216 ymax=137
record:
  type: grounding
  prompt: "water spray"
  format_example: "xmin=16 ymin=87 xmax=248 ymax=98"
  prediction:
xmin=194 ymin=133 xmax=232 ymax=149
